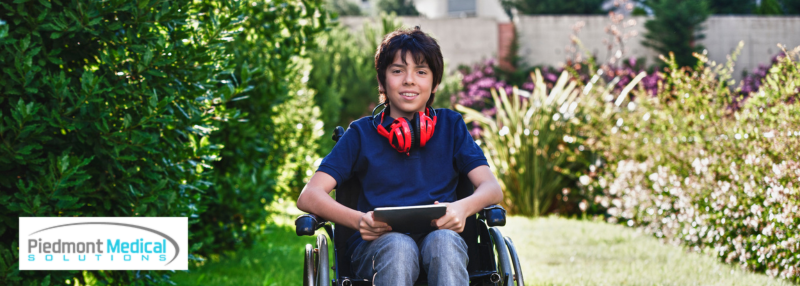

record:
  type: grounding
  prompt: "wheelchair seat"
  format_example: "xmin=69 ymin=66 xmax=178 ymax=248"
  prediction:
xmin=295 ymin=126 xmax=524 ymax=286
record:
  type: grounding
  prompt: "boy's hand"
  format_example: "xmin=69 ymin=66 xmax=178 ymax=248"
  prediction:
xmin=431 ymin=201 xmax=469 ymax=233
xmin=358 ymin=211 xmax=392 ymax=241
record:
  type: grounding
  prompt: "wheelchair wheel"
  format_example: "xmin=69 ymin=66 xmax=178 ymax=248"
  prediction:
xmin=304 ymin=244 xmax=316 ymax=286
xmin=489 ymin=227 xmax=512 ymax=286
xmin=504 ymin=236 xmax=524 ymax=286
xmin=315 ymin=234 xmax=330 ymax=286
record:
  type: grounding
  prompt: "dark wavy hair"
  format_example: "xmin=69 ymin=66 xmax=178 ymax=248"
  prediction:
xmin=374 ymin=26 xmax=444 ymax=108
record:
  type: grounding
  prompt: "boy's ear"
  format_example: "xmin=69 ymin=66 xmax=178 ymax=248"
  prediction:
xmin=432 ymin=84 xmax=439 ymax=93
xmin=376 ymin=75 xmax=385 ymax=94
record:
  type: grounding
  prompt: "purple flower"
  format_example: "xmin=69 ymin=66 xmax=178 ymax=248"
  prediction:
xmin=470 ymin=127 xmax=482 ymax=138
xmin=545 ymin=73 xmax=558 ymax=83
xmin=522 ymin=82 xmax=535 ymax=91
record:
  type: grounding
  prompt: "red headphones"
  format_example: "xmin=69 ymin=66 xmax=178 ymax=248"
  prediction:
xmin=371 ymin=102 xmax=438 ymax=155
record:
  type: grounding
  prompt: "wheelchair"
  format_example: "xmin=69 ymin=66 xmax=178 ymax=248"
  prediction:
xmin=295 ymin=126 xmax=524 ymax=286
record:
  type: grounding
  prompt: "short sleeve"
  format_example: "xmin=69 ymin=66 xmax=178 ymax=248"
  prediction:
xmin=453 ymin=113 xmax=488 ymax=174
xmin=317 ymin=126 xmax=361 ymax=188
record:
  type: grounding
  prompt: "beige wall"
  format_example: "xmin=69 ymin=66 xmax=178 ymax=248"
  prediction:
xmin=340 ymin=16 xmax=800 ymax=79
xmin=339 ymin=17 xmax=499 ymax=72
xmin=703 ymin=16 xmax=800 ymax=76
xmin=516 ymin=16 xmax=658 ymax=69
xmin=517 ymin=16 xmax=800 ymax=79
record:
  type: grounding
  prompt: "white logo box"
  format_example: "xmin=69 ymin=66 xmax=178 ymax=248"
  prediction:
xmin=19 ymin=217 xmax=188 ymax=270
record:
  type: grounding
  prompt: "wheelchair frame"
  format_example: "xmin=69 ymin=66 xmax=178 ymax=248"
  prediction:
xmin=295 ymin=126 xmax=524 ymax=286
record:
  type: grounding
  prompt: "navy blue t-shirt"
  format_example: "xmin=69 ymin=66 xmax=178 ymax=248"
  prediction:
xmin=316 ymin=108 xmax=488 ymax=258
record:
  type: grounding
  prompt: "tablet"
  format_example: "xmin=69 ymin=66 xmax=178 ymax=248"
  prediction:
xmin=373 ymin=204 xmax=447 ymax=234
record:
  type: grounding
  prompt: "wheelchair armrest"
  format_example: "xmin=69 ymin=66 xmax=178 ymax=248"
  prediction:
xmin=478 ymin=204 xmax=506 ymax=226
xmin=295 ymin=213 xmax=328 ymax=236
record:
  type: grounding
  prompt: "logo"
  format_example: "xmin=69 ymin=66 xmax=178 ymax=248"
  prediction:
xmin=19 ymin=217 xmax=188 ymax=270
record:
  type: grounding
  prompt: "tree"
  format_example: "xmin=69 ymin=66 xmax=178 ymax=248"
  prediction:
xmin=326 ymin=0 xmax=363 ymax=16
xmin=756 ymin=0 xmax=784 ymax=14
xmin=783 ymin=0 xmax=800 ymax=14
xmin=707 ymin=0 xmax=754 ymax=14
xmin=502 ymin=0 xmax=606 ymax=15
xmin=376 ymin=0 xmax=420 ymax=16
xmin=641 ymin=0 xmax=711 ymax=67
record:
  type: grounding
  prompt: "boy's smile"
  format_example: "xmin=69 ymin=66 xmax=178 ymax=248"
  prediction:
xmin=380 ymin=51 xmax=438 ymax=120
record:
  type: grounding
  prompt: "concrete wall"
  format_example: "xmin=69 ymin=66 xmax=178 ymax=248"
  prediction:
xmin=516 ymin=16 xmax=658 ymax=68
xmin=517 ymin=16 xmax=800 ymax=78
xmin=338 ymin=17 xmax=500 ymax=71
xmin=703 ymin=16 xmax=800 ymax=74
xmin=340 ymin=16 xmax=800 ymax=78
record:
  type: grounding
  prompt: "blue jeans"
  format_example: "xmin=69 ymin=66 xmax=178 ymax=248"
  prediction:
xmin=350 ymin=230 xmax=469 ymax=285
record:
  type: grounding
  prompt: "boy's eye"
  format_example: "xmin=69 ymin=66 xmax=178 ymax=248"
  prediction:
xmin=418 ymin=71 xmax=427 ymax=75
xmin=392 ymin=70 xmax=402 ymax=73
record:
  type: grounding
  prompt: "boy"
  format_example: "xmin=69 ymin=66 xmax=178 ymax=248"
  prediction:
xmin=296 ymin=26 xmax=503 ymax=285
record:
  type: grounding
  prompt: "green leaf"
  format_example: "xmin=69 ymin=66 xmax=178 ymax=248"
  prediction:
xmin=37 ymin=0 xmax=51 ymax=8
xmin=41 ymin=274 xmax=50 ymax=286
xmin=20 ymin=34 xmax=30 ymax=51
xmin=15 ymin=98 xmax=27 ymax=117
xmin=33 ymin=194 xmax=41 ymax=207
xmin=26 ymin=101 xmax=34 ymax=115
xmin=149 ymin=89 xmax=158 ymax=107
xmin=47 ymin=56 xmax=63 ymax=64
xmin=146 ymin=69 xmax=166 ymax=77
xmin=143 ymin=48 xmax=153 ymax=65
xmin=124 ymin=113 xmax=132 ymax=129
xmin=60 ymin=153 xmax=69 ymax=173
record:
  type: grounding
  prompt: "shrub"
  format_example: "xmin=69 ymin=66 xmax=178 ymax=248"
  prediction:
xmin=0 ymin=0 xmax=326 ymax=284
xmin=191 ymin=0 xmax=327 ymax=256
xmin=456 ymin=70 xmax=595 ymax=216
xmin=579 ymin=44 xmax=800 ymax=281
xmin=375 ymin=0 xmax=420 ymax=16
xmin=0 ymin=0 xmax=242 ymax=284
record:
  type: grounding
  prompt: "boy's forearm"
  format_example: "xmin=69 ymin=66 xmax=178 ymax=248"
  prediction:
xmin=297 ymin=188 xmax=363 ymax=230
xmin=456 ymin=181 xmax=503 ymax=216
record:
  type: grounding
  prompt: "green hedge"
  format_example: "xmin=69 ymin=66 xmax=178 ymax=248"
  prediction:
xmin=0 ymin=0 xmax=325 ymax=284
xmin=191 ymin=0 xmax=327 ymax=256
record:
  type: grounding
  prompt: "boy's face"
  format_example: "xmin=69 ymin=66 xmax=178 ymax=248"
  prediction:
xmin=380 ymin=50 xmax=438 ymax=120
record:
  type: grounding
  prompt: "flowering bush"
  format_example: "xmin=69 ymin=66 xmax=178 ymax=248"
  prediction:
xmin=578 ymin=45 xmax=800 ymax=282
xmin=738 ymin=52 xmax=788 ymax=108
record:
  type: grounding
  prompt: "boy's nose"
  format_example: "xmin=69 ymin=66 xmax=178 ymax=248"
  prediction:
xmin=404 ymin=74 xmax=414 ymax=85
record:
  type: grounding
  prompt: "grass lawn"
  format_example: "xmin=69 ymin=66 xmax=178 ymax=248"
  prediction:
xmin=501 ymin=216 xmax=790 ymax=286
xmin=170 ymin=224 xmax=319 ymax=285
xmin=171 ymin=211 xmax=790 ymax=286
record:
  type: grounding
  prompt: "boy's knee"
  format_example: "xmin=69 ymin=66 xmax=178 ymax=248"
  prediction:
xmin=425 ymin=229 xmax=467 ymax=251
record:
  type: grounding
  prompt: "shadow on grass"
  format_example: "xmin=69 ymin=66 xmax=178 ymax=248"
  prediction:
xmin=170 ymin=224 xmax=320 ymax=286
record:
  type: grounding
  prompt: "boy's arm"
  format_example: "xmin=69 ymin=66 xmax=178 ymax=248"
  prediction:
xmin=296 ymin=171 xmax=392 ymax=240
xmin=432 ymin=165 xmax=503 ymax=232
